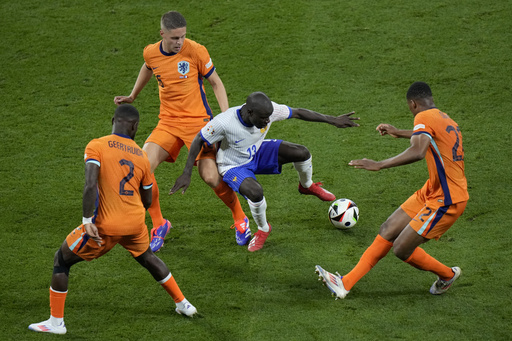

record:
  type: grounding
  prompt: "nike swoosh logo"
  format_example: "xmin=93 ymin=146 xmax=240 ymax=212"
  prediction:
xmin=235 ymin=139 xmax=244 ymax=143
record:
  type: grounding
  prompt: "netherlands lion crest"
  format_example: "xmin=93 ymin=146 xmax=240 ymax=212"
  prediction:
xmin=178 ymin=61 xmax=189 ymax=75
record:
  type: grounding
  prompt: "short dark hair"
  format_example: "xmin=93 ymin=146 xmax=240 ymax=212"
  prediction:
xmin=406 ymin=82 xmax=433 ymax=100
xmin=114 ymin=104 xmax=139 ymax=122
xmin=161 ymin=11 xmax=187 ymax=31
xmin=246 ymin=91 xmax=273 ymax=115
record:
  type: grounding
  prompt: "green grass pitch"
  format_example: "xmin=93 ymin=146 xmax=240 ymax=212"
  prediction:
xmin=1 ymin=0 xmax=511 ymax=340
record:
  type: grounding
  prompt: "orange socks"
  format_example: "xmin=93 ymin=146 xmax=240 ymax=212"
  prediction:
xmin=50 ymin=287 xmax=67 ymax=319
xmin=147 ymin=174 xmax=166 ymax=228
xmin=342 ymin=235 xmax=392 ymax=290
xmin=213 ymin=181 xmax=246 ymax=222
xmin=405 ymin=247 xmax=453 ymax=280
xmin=159 ymin=273 xmax=185 ymax=303
xmin=342 ymin=236 xmax=453 ymax=290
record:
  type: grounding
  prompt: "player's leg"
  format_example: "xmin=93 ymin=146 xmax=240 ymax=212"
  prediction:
xmin=342 ymin=207 xmax=411 ymax=290
xmin=398 ymin=201 xmax=467 ymax=294
xmin=230 ymin=170 xmax=271 ymax=252
xmin=316 ymin=207 xmax=410 ymax=299
xmin=277 ymin=140 xmax=311 ymax=165
xmin=143 ymin=141 xmax=170 ymax=225
xmin=132 ymin=241 xmax=196 ymax=316
xmin=29 ymin=226 xmax=106 ymax=334
xmin=51 ymin=241 xmax=84 ymax=291
xmin=395 ymin=225 xmax=460 ymax=294
xmin=143 ymin=140 xmax=175 ymax=252
xmin=239 ymin=177 xmax=269 ymax=232
xmin=278 ymin=141 xmax=335 ymax=201
xmin=197 ymin=155 xmax=250 ymax=245
xmin=197 ymin=157 xmax=246 ymax=222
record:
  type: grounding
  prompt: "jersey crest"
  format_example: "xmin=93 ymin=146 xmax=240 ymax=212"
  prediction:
xmin=178 ymin=61 xmax=190 ymax=77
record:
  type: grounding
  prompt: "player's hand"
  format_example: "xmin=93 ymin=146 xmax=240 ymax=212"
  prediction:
xmin=332 ymin=111 xmax=360 ymax=128
xmin=349 ymin=158 xmax=382 ymax=171
xmin=169 ymin=174 xmax=191 ymax=195
xmin=376 ymin=123 xmax=399 ymax=137
xmin=84 ymin=223 xmax=103 ymax=246
xmin=114 ymin=95 xmax=134 ymax=106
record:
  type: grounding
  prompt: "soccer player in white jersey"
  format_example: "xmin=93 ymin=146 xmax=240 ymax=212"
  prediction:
xmin=170 ymin=92 xmax=359 ymax=251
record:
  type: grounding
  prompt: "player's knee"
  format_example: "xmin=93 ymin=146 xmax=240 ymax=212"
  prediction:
xmin=391 ymin=241 xmax=412 ymax=261
xmin=378 ymin=221 xmax=390 ymax=237
xmin=200 ymin=171 xmax=221 ymax=188
xmin=244 ymin=187 xmax=264 ymax=202
xmin=135 ymin=249 xmax=169 ymax=280
xmin=198 ymin=160 xmax=221 ymax=188
xmin=287 ymin=144 xmax=310 ymax=161
xmin=134 ymin=249 xmax=152 ymax=269
xmin=296 ymin=146 xmax=311 ymax=161
xmin=279 ymin=142 xmax=310 ymax=163
xmin=378 ymin=220 xmax=396 ymax=241
xmin=240 ymin=181 xmax=264 ymax=202
xmin=53 ymin=249 xmax=70 ymax=276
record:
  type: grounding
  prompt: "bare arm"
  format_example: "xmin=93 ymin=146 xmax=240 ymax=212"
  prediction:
xmin=83 ymin=162 xmax=102 ymax=246
xmin=290 ymin=108 xmax=360 ymax=128
xmin=114 ymin=63 xmax=153 ymax=105
xmin=376 ymin=123 xmax=413 ymax=138
xmin=349 ymin=133 xmax=430 ymax=171
xmin=206 ymin=70 xmax=229 ymax=112
xmin=169 ymin=133 xmax=205 ymax=195
xmin=139 ymin=185 xmax=152 ymax=210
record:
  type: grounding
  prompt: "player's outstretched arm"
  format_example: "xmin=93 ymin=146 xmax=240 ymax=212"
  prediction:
xmin=349 ymin=133 xmax=430 ymax=171
xmin=376 ymin=123 xmax=413 ymax=138
xmin=290 ymin=108 xmax=360 ymax=128
xmin=114 ymin=63 xmax=153 ymax=106
xmin=169 ymin=134 xmax=204 ymax=195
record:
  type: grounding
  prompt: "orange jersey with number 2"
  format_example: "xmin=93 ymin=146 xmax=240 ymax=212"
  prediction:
xmin=412 ymin=108 xmax=469 ymax=206
xmin=84 ymin=133 xmax=153 ymax=236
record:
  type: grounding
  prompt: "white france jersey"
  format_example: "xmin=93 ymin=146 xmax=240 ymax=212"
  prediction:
xmin=200 ymin=101 xmax=292 ymax=175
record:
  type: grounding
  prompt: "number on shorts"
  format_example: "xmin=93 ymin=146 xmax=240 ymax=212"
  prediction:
xmin=418 ymin=207 xmax=433 ymax=222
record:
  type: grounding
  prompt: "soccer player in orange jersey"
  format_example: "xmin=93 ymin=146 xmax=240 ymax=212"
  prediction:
xmin=28 ymin=104 xmax=196 ymax=335
xmin=114 ymin=11 xmax=249 ymax=252
xmin=316 ymin=82 xmax=469 ymax=299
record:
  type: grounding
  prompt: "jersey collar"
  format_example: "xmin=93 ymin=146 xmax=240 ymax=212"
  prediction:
xmin=237 ymin=108 xmax=253 ymax=127
xmin=159 ymin=41 xmax=177 ymax=56
xmin=113 ymin=133 xmax=132 ymax=140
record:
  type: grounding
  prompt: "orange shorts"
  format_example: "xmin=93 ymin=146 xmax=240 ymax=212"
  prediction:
xmin=145 ymin=120 xmax=216 ymax=163
xmin=66 ymin=225 xmax=149 ymax=261
xmin=401 ymin=190 xmax=467 ymax=240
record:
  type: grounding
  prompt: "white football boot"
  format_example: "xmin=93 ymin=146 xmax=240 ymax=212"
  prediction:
xmin=315 ymin=265 xmax=349 ymax=299
xmin=28 ymin=318 xmax=67 ymax=334
xmin=175 ymin=298 xmax=197 ymax=317
xmin=430 ymin=267 xmax=461 ymax=295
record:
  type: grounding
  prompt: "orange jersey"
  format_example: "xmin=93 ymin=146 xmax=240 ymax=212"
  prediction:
xmin=84 ymin=133 xmax=153 ymax=235
xmin=412 ymin=108 xmax=469 ymax=205
xmin=143 ymin=38 xmax=215 ymax=125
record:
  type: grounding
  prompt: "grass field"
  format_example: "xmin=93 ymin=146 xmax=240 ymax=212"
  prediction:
xmin=1 ymin=0 xmax=511 ymax=340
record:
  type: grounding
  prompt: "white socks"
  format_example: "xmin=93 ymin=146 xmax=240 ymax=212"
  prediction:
xmin=176 ymin=298 xmax=189 ymax=309
xmin=50 ymin=315 xmax=64 ymax=327
xmin=294 ymin=157 xmax=313 ymax=188
xmin=248 ymin=197 xmax=270 ymax=232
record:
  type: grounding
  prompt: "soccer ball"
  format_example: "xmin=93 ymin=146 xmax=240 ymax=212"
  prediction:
xmin=328 ymin=198 xmax=359 ymax=229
